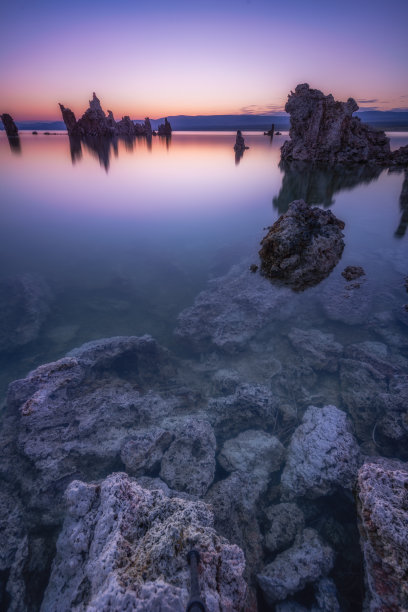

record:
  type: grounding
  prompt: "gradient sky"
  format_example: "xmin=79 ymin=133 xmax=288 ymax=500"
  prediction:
xmin=1 ymin=0 xmax=407 ymax=120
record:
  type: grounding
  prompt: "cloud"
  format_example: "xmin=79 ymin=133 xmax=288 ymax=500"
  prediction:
xmin=239 ymin=103 xmax=286 ymax=115
xmin=356 ymin=99 xmax=378 ymax=104
xmin=356 ymin=106 xmax=379 ymax=112
xmin=390 ymin=107 xmax=408 ymax=112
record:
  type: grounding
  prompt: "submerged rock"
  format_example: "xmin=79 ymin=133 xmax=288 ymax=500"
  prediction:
xmin=1 ymin=113 xmax=19 ymax=137
xmin=341 ymin=265 xmax=365 ymax=281
xmin=257 ymin=528 xmax=335 ymax=605
xmin=175 ymin=261 xmax=293 ymax=352
xmin=287 ymin=327 xmax=343 ymax=372
xmin=356 ymin=458 xmax=408 ymax=611
xmin=259 ymin=199 xmax=345 ymax=291
xmin=281 ymin=405 xmax=361 ymax=499
xmin=41 ymin=473 xmax=247 ymax=612
xmin=263 ymin=503 xmax=305 ymax=554
xmin=0 ymin=274 xmax=52 ymax=352
xmin=281 ymin=83 xmax=390 ymax=164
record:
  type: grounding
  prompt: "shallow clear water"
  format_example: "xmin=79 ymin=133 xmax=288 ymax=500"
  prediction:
xmin=1 ymin=130 xmax=407 ymax=398
xmin=1 ymin=130 xmax=408 ymax=610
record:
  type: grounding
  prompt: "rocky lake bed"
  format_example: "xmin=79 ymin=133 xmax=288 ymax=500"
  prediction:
xmin=1 ymin=91 xmax=408 ymax=610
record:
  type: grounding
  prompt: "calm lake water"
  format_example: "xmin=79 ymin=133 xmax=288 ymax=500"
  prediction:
xmin=0 ymin=130 xmax=407 ymax=399
xmin=1 ymin=130 xmax=408 ymax=610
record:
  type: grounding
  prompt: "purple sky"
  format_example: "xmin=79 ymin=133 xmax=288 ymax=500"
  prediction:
xmin=1 ymin=0 xmax=407 ymax=120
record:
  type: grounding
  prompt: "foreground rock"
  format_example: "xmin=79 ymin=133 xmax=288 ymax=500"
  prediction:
xmin=0 ymin=274 xmax=52 ymax=352
xmin=281 ymin=83 xmax=391 ymax=164
xmin=356 ymin=458 xmax=408 ymax=611
xmin=59 ymin=92 xmax=157 ymax=138
xmin=281 ymin=405 xmax=361 ymax=499
xmin=257 ymin=528 xmax=335 ymax=605
xmin=1 ymin=113 xmax=19 ymax=137
xmin=259 ymin=200 xmax=345 ymax=290
xmin=41 ymin=473 xmax=247 ymax=612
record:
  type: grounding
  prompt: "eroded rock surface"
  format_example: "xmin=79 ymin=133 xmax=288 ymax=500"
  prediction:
xmin=356 ymin=458 xmax=408 ymax=611
xmin=281 ymin=405 xmax=361 ymax=499
xmin=281 ymin=83 xmax=390 ymax=164
xmin=41 ymin=473 xmax=247 ymax=612
xmin=257 ymin=528 xmax=335 ymax=605
xmin=259 ymin=200 xmax=345 ymax=290
xmin=263 ymin=503 xmax=305 ymax=554
xmin=288 ymin=328 xmax=343 ymax=372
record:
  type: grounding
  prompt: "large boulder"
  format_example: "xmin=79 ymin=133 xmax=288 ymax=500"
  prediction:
xmin=259 ymin=200 xmax=345 ymax=290
xmin=281 ymin=405 xmax=361 ymax=499
xmin=281 ymin=83 xmax=390 ymax=164
xmin=41 ymin=473 xmax=247 ymax=612
xmin=356 ymin=458 xmax=408 ymax=611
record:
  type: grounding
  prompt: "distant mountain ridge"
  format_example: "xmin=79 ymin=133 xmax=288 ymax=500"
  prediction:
xmin=2 ymin=111 xmax=408 ymax=132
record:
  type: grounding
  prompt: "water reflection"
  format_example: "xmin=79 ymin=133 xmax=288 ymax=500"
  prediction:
xmin=395 ymin=169 xmax=408 ymax=237
xmin=7 ymin=135 xmax=21 ymax=155
xmin=69 ymin=136 xmax=82 ymax=164
xmin=273 ymin=161 xmax=383 ymax=212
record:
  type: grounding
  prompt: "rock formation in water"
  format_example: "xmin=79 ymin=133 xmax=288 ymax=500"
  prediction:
xmin=259 ymin=199 xmax=345 ymax=290
xmin=356 ymin=458 xmax=408 ymax=611
xmin=234 ymin=129 xmax=248 ymax=153
xmin=58 ymin=92 xmax=153 ymax=138
xmin=158 ymin=117 xmax=172 ymax=136
xmin=281 ymin=84 xmax=391 ymax=164
xmin=1 ymin=113 xmax=19 ymax=137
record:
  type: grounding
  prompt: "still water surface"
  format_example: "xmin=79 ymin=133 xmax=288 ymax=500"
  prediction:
xmin=0 ymin=130 xmax=407 ymax=397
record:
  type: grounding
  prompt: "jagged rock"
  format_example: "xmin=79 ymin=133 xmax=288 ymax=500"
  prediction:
xmin=259 ymin=200 xmax=345 ymax=290
xmin=207 ymin=383 xmax=279 ymax=437
xmin=263 ymin=503 xmax=305 ymax=554
xmin=41 ymin=473 xmax=247 ymax=611
xmin=1 ymin=113 xmax=19 ymax=137
xmin=257 ymin=528 xmax=335 ymax=605
xmin=0 ymin=274 xmax=52 ymax=352
xmin=158 ymin=117 xmax=172 ymax=136
xmin=59 ymin=93 xmax=151 ymax=138
xmin=390 ymin=144 xmax=408 ymax=167
xmin=159 ymin=419 xmax=216 ymax=496
xmin=281 ymin=83 xmax=390 ymax=164
xmin=356 ymin=458 xmax=408 ymax=611
xmin=341 ymin=265 xmax=365 ymax=281
xmin=281 ymin=405 xmax=361 ymax=499
xmin=6 ymin=335 xmax=180 ymax=523
xmin=234 ymin=130 xmax=248 ymax=152
xmin=175 ymin=262 xmax=293 ymax=353
xmin=287 ymin=327 xmax=343 ymax=372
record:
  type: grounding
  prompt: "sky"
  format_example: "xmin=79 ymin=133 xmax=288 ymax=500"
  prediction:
xmin=1 ymin=0 xmax=407 ymax=121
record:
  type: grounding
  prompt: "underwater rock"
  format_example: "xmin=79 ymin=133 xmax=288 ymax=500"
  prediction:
xmin=0 ymin=274 xmax=52 ymax=353
xmin=218 ymin=429 xmax=284 ymax=480
xmin=263 ymin=503 xmax=305 ymax=554
xmin=257 ymin=528 xmax=335 ymax=605
xmin=341 ymin=265 xmax=365 ymax=281
xmin=175 ymin=261 xmax=293 ymax=353
xmin=158 ymin=117 xmax=172 ymax=135
xmin=356 ymin=458 xmax=408 ymax=611
xmin=259 ymin=200 xmax=345 ymax=291
xmin=287 ymin=327 xmax=343 ymax=372
xmin=1 ymin=113 xmax=19 ymax=137
xmin=207 ymin=383 xmax=279 ymax=437
xmin=281 ymin=83 xmax=390 ymax=164
xmin=281 ymin=405 xmax=361 ymax=499
xmin=41 ymin=473 xmax=247 ymax=612
xmin=120 ymin=427 xmax=174 ymax=476
xmin=159 ymin=418 xmax=216 ymax=497
xmin=319 ymin=274 xmax=373 ymax=325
